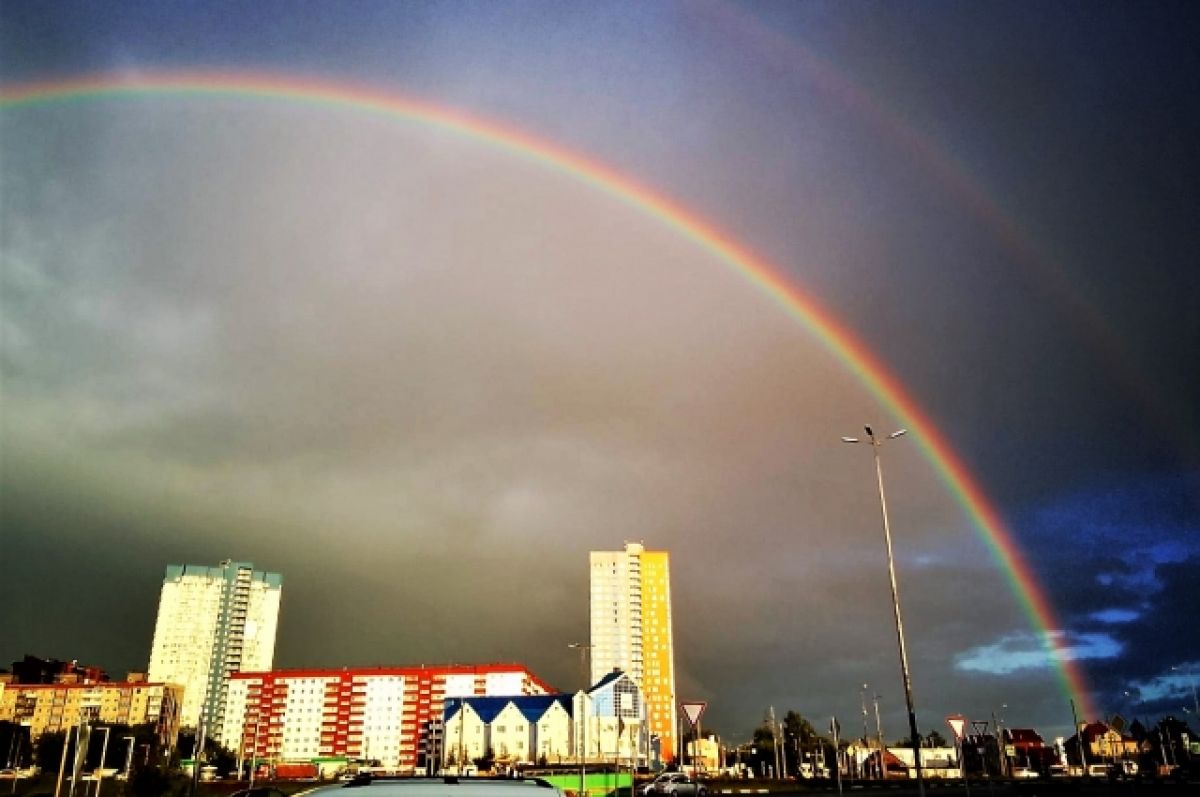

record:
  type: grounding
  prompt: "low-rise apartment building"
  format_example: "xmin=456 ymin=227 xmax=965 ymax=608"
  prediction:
xmin=218 ymin=663 xmax=553 ymax=772
xmin=0 ymin=676 xmax=182 ymax=746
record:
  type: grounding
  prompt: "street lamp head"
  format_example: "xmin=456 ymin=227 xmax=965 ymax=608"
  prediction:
xmin=888 ymin=429 xmax=908 ymax=439
xmin=864 ymin=424 xmax=875 ymax=439
xmin=842 ymin=437 xmax=860 ymax=444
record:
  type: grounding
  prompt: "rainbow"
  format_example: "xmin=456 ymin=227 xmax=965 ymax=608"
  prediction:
xmin=0 ymin=71 xmax=1099 ymax=720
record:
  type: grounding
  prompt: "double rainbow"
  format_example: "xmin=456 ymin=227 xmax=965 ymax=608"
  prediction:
xmin=0 ymin=71 xmax=1098 ymax=720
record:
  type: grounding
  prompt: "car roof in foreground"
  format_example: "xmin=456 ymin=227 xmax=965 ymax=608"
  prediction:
xmin=304 ymin=776 xmax=564 ymax=797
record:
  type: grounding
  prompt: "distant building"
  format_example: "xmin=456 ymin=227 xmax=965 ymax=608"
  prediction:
xmin=7 ymin=655 xmax=109 ymax=685
xmin=886 ymin=746 xmax=961 ymax=779
xmin=0 ymin=676 xmax=182 ymax=747
xmin=442 ymin=669 xmax=646 ymax=769
xmin=590 ymin=542 xmax=676 ymax=760
xmin=220 ymin=663 xmax=553 ymax=773
xmin=1005 ymin=727 xmax=1056 ymax=771
xmin=1068 ymin=721 xmax=1141 ymax=764
xmin=443 ymin=694 xmax=574 ymax=768
xmin=146 ymin=561 xmax=282 ymax=735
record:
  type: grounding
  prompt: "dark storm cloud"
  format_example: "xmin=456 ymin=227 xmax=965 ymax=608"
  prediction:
xmin=3 ymin=0 xmax=1198 ymax=741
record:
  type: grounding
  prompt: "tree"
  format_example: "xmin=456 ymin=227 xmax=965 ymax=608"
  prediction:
xmin=35 ymin=730 xmax=67 ymax=773
xmin=781 ymin=712 xmax=833 ymax=777
xmin=0 ymin=722 xmax=33 ymax=770
xmin=129 ymin=765 xmax=173 ymax=797
xmin=472 ymin=747 xmax=496 ymax=772
xmin=896 ymin=729 xmax=947 ymax=748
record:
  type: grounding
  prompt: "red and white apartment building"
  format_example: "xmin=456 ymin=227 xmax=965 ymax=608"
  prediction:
xmin=219 ymin=664 xmax=554 ymax=772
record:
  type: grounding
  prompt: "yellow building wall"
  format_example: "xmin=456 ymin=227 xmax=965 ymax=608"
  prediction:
xmin=639 ymin=551 xmax=676 ymax=761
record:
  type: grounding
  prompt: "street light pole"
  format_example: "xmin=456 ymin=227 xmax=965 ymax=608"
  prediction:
xmin=568 ymin=644 xmax=593 ymax=797
xmin=1172 ymin=666 xmax=1200 ymax=715
xmin=860 ymin=685 xmax=869 ymax=779
xmin=872 ymin=694 xmax=884 ymax=779
xmin=122 ymin=737 xmax=135 ymax=782
xmin=93 ymin=728 xmax=110 ymax=797
xmin=843 ymin=426 xmax=925 ymax=797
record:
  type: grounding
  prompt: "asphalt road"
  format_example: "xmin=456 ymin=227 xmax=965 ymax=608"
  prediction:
xmin=732 ymin=780 xmax=1200 ymax=797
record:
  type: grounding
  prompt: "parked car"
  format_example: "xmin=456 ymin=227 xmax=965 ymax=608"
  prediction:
xmin=306 ymin=776 xmax=565 ymax=797
xmin=653 ymin=773 xmax=707 ymax=797
xmin=638 ymin=774 xmax=670 ymax=797
xmin=231 ymin=788 xmax=287 ymax=797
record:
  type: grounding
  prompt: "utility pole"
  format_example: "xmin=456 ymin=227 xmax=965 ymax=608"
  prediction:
xmin=1070 ymin=699 xmax=1087 ymax=772
xmin=843 ymin=426 xmax=925 ymax=796
xmin=860 ymin=685 xmax=870 ymax=779
xmin=873 ymin=694 xmax=884 ymax=780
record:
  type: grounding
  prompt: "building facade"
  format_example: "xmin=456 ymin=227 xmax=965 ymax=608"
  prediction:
xmin=146 ymin=561 xmax=282 ymax=734
xmin=442 ymin=695 xmax=574 ymax=768
xmin=219 ymin=664 xmax=553 ymax=773
xmin=0 ymin=677 xmax=182 ymax=746
xmin=589 ymin=542 xmax=676 ymax=760
xmin=442 ymin=670 xmax=646 ymax=770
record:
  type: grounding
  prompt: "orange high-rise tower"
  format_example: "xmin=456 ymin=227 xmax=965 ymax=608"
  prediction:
xmin=589 ymin=542 xmax=677 ymax=761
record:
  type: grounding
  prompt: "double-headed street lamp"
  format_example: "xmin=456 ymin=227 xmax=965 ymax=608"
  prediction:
xmin=843 ymin=425 xmax=924 ymax=797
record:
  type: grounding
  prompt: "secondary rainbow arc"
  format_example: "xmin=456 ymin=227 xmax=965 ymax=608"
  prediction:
xmin=0 ymin=70 xmax=1099 ymax=721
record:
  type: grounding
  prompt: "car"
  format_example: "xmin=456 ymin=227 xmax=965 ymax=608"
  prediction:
xmin=1010 ymin=766 xmax=1039 ymax=779
xmin=652 ymin=773 xmax=707 ymax=797
xmin=637 ymin=775 xmax=665 ymax=797
xmin=638 ymin=772 xmax=680 ymax=797
xmin=305 ymin=776 xmax=567 ymax=797
xmin=231 ymin=788 xmax=288 ymax=797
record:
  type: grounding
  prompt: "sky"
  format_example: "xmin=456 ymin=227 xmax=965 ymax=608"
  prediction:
xmin=1 ymin=1 xmax=1198 ymax=743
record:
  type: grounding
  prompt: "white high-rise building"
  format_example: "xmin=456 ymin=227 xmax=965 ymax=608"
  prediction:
xmin=589 ymin=541 xmax=677 ymax=762
xmin=147 ymin=561 xmax=282 ymax=736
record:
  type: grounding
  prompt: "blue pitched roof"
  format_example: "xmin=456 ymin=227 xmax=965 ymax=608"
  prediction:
xmin=443 ymin=694 xmax=574 ymax=724
xmin=587 ymin=669 xmax=628 ymax=694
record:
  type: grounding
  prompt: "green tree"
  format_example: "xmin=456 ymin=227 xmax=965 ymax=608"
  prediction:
xmin=472 ymin=747 xmax=496 ymax=772
xmin=896 ymin=729 xmax=948 ymax=748
xmin=0 ymin=722 xmax=34 ymax=770
xmin=35 ymin=730 xmax=67 ymax=773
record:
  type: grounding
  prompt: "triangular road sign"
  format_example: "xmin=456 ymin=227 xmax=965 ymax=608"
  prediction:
xmin=946 ymin=714 xmax=967 ymax=741
xmin=681 ymin=702 xmax=707 ymax=727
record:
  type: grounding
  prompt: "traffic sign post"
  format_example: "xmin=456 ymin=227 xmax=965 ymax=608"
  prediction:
xmin=946 ymin=716 xmax=970 ymax=797
xmin=680 ymin=703 xmax=707 ymax=772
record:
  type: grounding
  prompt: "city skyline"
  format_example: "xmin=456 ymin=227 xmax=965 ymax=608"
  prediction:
xmin=2 ymin=1 xmax=1198 ymax=744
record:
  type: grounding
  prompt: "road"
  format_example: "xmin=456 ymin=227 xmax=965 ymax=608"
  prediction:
xmin=718 ymin=780 xmax=1200 ymax=797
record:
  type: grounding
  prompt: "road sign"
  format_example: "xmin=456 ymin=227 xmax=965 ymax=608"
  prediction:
xmin=946 ymin=715 xmax=967 ymax=740
xmin=680 ymin=702 xmax=707 ymax=728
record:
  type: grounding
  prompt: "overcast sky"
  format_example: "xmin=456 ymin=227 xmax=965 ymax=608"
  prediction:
xmin=2 ymin=1 xmax=1197 ymax=742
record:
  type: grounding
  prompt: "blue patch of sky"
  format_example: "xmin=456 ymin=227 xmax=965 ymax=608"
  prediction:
xmin=1017 ymin=474 xmax=1198 ymax=598
xmin=956 ymin=631 xmax=1120 ymax=675
xmin=1090 ymin=608 xmax=1139 ymax=624
xmin=1124 ymin=661 xmax=1200 ymax=710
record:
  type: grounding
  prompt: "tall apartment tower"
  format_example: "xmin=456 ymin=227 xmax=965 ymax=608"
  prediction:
xmin=147 ymin=561 xmax=282 ymax=736
xmin=589 ymin=541 xmax=677 ymax=761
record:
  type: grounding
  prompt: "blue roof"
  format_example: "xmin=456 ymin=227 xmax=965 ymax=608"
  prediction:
xmin=587 ymin=669 xmax=628 ymax=694
xmin=443 ymin=694 xmax=573 ymax=723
